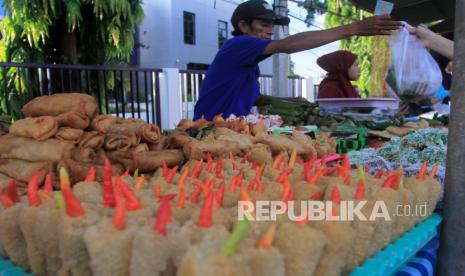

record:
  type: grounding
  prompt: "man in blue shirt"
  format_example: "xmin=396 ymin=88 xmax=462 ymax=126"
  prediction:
xmin=193 ymin=0 xmax=401 ymax=120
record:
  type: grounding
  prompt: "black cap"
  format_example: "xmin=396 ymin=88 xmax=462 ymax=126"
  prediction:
xmin=231 ymin=0 xmax=290 ymax=31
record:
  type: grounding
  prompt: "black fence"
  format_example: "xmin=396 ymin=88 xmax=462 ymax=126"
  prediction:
xmin=0 ymin=62 xmax=162 ymax=126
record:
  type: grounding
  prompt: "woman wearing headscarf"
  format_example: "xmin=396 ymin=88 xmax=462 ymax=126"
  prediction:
xmin=316 ymin=50 xmax=361 ymax=98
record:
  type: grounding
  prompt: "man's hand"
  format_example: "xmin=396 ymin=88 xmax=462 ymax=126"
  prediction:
xmin=349 ymin=15 xmax=401 ymax=36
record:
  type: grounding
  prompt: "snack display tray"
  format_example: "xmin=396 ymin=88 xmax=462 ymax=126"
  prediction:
xmin=317 ymin=98 xmax=399 ymax=109
xmin=350 ymin=213 xmax=442 ymax=276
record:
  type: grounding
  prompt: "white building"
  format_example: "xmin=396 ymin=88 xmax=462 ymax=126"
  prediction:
xmin=137 ymin=0 xmax=273 ymax=74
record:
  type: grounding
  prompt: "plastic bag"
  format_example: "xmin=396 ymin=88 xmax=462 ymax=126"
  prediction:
xmin=388 ymin=23 xmax=442 ymax=100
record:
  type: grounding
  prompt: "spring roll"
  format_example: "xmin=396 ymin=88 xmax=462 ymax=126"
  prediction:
xmin=9 ymin=116 xmax=58 ymax=141
xmin=79 ymin=131 xmax=105 ymax=150
xmin=56 ymin=111 xmax=90 ymax=129
xmin=55 ymin=127 xmax=84 ymax=144
xmin=71 ymin=147 xmax=96 ymax=163
xmin=0 ymin=159 xmax=50 ymax=183
xmin=90 ymin=114 xmax=122 ymax=133
xmin=104 ymin=128 xmax=139 ymax=151
xmin=0 ymin=135 xmax=74 ymax=162
xmin=114 ymin=122 xmax=162 ymax=144
xmin=22 ymin=93 xmax=98 ymax=118
xmin=183 ymin=139 xmax=241 ymax=160
xmin=130 ymin=150 xmax=184 ymax=173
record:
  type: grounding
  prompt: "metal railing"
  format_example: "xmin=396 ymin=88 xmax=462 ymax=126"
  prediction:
xmin=0 ymin=62 xmax=162 ymax=126
xmin=178 ymin=70 xmax=312 ymax=119
xmin=0 ymin=64 xmax=316 ymax=125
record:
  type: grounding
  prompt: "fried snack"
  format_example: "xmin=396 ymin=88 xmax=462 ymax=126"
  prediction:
xmin=177 ymin=229 xmax=250 ymax=276
xmin=71 ymin=147 xmax=96 ymax=163
xmin=423 ymin=176 xmax=442 ymax=215
xmin=34 ymin=204 xmax=63 ymax=276
xmin=148 ymin=135 xmax=169 ymax=151
xmin=0 ymin=159 xmax=50 ymax=183
xmin=9 ymin=116 xmax=58 ymax=141
xmin=248 ymin=143 xmax=273 ymax=165
xmin=57 ymin=204 xmax=101 ymax=276
xmin=214 ymin=127 xmax=239 ymax=137
xmin=0 ymin=135 xmax=74 ymax=162
xmin=84 ymin=219 xmax=135 ymax=276
xmin=323 ymin=182 xmax=355 ymax=201
xmin=292 ymin=181 xmax=325 ymax=200
xmin=22 ymin=93 xmax=98 ymax=118
xmin=290 ymin=131 xmax=318 ymax=161
xmin=130 ymin=150 xmax=184 ymax=173
xmin=216 ymin=134 xmax=255 ymax=152
xmin=78 ymin=131 xmax=105 ymax=150
xmin=114 ymin=122 xmax=162 ymax=143
xmin=131 ymin=143 xmax=149 ymax=154
xmin=129 ymin=223 xmax=181 ymax=276
xmin=19 ymin=202 xmax=55 ymax=276
xmin=183 ymin=139 xmax=241 ymax=160
xmin=104 ymin=128 xmax=140 ymax=151
xmin=274 ymin=223 xmax=327 ymax=276
xmin=254 ymin=133 xmax=310 ymax=158
xmin=177 ymin=118 xmax=195 ymax=129
xmin=90 ymin=114 xmax=122 ymax=133
xmin=172 ymin=222 xmax=230 ymax=267
xmin=0 ymin=203 xmax=30 ymax=269
xmin=56 ymin=111 xmax=90 ymax=129
xmin=250 ymin=122 xmax=268 ymax=136
xmin=245 ymin=247 xmax=285 ymax=276
xmin=58 ymin=158 xmax=124 ymax=184
xmin=313 ymin=220 xmax=356 ymax=276
xmin=73 ymin=181 xmax=102 ymax=204
xmin=367 ymin=186 xmax=400 ymax=256
xmin=55 ymin=127 xmax=84 ymax=144
xmin=393 ymin=187 xmax=415 ymax=238
xmin=343 ymin=201 xmax=378 ymax=273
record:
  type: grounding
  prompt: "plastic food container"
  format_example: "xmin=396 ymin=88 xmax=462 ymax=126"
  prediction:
xmin=317 ymin=98 xmax=399 ymax=109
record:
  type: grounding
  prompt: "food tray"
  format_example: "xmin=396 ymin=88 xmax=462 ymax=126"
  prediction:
xmin=350 ymin=213 xmax=442 ymax=276
xmin=317 ymin=98 xmax=399 ymax=109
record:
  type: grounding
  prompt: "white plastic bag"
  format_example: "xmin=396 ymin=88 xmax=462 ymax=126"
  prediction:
xmin=388 ymin=23 xmax=442 ymax=100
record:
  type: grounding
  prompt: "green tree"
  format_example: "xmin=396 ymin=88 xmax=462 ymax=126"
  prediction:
xmin=0 ymin=0 xmax=145 ymax=64
xmin=0 ymin=0 xmax=144 ymax=118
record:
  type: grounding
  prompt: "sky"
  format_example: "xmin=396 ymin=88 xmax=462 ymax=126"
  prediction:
xmin=286 ymin=1 xmax=340 ymax=81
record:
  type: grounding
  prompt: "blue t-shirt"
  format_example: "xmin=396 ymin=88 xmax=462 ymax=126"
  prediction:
xmin=193 ymin=35 xmax=272 ymax=120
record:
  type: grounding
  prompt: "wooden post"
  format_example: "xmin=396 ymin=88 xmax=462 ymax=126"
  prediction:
xmin=438 ymin=0 xmax=465 ymax=273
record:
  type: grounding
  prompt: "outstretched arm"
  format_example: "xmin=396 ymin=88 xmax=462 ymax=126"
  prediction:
xmin=264 ymin=15 xmax=401 ymax=55
xmin=408 ymin=25 xmax=454 ymax=59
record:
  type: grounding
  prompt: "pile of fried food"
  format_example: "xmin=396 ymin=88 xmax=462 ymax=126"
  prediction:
xmin=0 ymin=153 xmax=441 ymax=276
xmin=0 ymin=93 xmax=336 ymax=193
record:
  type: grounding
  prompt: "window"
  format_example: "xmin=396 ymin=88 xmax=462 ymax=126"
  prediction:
xmin=183 ymin=11 xmax=196 ymax=45
xmin=218 ymin=20 xmax=228 ymax=48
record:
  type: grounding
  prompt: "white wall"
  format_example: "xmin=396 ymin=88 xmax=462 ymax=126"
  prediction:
xmin=138 ymin=0 xmax=273 ymax=74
